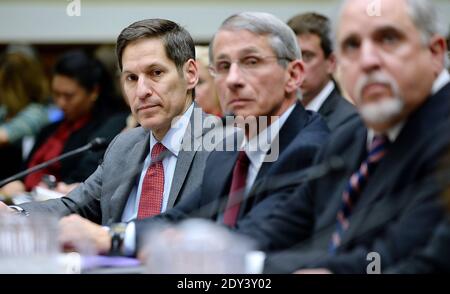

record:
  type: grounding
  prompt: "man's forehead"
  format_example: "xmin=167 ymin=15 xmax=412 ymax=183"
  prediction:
xmin=340 ymin=0 xmax=408 ymax=13
xmin=337 ymin=0 xmax=414 ymax=38
xmin=122 ymin=38 xmax=170 ymax=70
xmin=212 ymin=30 xmax=272 ymax=58
xmin=122 ymin=38 xmax=166 ymax=59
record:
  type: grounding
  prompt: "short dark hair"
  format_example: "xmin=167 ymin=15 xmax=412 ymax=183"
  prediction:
xmin=116 ymin=19 xmax=195 ymax=73
xmin=287 ymin=12 xmax=333 ymax=58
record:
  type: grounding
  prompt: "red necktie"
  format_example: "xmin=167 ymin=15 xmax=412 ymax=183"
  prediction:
xmin=223 ymin=151 xmax=250 ymax=227
xmin=137 ymin=142 xmax=166 ymax=219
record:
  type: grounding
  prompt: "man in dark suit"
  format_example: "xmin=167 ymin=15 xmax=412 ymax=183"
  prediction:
xmin=235 ymin=0 xmax=450 ymax=273
xmin=91 ymin=12 xmax=330 ymax=256
xmin=385 ymin=217 xmax=450 ymax=273
xmin=384 ymin=147 xmax=450 ymax=274
xmin=0 ymin=19 xmax=217 ymax=254
xmin=287 ymin=12 xmax=357 ymax=131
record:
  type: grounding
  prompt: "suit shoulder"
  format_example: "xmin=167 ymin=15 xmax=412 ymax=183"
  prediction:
xmin=301 ymin=111 xmax=331 ymax=140
xmin=336 ymin=95 xmax=357 ymax=111
xmin=110 ymin=126 xmax=148 ymax=147
xmin=326 ymin=115 xmax=364 ymax=150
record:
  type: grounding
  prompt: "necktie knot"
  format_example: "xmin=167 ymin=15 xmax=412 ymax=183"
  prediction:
xmin=151 ymin=142 xmax=166 ymax=162
xmin=367 ymin=134 xmax=389 ymax=164
xmin=370 ymin=134 xmax=389 ymax=150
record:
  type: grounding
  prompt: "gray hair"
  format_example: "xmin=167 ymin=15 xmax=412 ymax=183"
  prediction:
xmin=405 ymin=0 xmax=442 ymax=43
xmin=405 ymin=0 xmax=449 ymax=67
xmin=209 ymin=12 xmax=301 ymax=68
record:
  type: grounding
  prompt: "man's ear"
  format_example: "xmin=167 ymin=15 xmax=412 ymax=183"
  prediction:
xmin=428 ymin=35 xmax=447 ymax=75
xmin=184 ymin=59 xmax=199 ymax=91
xmin=285 ymin=60 xmax=304 ymax=94
xmin=326 ymin=52 xmax=337 ymax=75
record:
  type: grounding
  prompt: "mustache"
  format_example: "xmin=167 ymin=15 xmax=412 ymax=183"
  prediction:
xmin=354 ymin=72 xmax=400 ymax=101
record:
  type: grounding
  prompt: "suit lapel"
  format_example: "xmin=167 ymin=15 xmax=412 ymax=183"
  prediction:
xmin=318 ymin=88 xmax=338 ymax=118
xmin=255 ymin=102 xmax=308 ymax=182
xmin=108 ymin=132 xmax=150 ymax=224
xmin=167 ymin=151 xmax=195 ymax=208
xmin=341 ymin=83 xmax=450 ymax=245
xmin=205 ymin=150 xmax=240 ymax=216
xmin=315 ymin=125 xmax=368 ymax=232
xmin=243 ymin=103 xmax=308 ymax=213
xmin=353 ymin=83 xmax=450 ymax=213
xmin=167 ymin=107 xmax=209 ymax=208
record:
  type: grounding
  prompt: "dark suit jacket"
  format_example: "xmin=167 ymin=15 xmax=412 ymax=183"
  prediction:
xmin=318 ymin=87 xmax=357 ymax=131
xmin=237 ymin=83 xmax=450 ymax=273
xmin=20 ymin=106 xmax=213 ymax=225
xmin=135 ymin=102 xmax=330 ymax=246
xmin=384 ymin=216 xmax=450 ymax=273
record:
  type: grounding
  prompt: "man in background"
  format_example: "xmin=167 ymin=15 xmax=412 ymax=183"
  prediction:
xmin=287 ymin=12 xmax=357 ymax=131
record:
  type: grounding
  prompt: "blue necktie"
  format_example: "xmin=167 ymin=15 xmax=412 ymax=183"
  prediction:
xmin=329 ymin=135 xmax=389 ymax=253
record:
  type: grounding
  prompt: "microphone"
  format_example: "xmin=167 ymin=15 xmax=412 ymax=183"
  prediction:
xmin=182 ymin=156 xmax=347 ymax=220
xmin=0 ymin=137 xmax=108 ymax=187
xmin=249 ymin=156 xmax=346 ymax=198
xmin=86 ymin=137 xmax=108 ymax=151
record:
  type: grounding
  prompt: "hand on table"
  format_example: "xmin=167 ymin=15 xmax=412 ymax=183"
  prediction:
xmin=59 ymin=214 xmax=111 ymax=255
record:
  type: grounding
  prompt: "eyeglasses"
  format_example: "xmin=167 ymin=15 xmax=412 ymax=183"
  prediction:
xmin=208 ymin=55 xmax=291 ymax=78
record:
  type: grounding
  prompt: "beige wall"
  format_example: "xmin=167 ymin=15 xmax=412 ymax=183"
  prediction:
xmin=0 ymin=0 xmax=448 ymax=44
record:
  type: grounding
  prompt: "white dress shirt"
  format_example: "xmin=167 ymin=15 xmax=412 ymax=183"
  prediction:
xmin=305 ymin=80 xmax=335 ymax=112
xmin=121 ymin=103 xmax=194 ymax=223
xmin=123 ymin=103 xmax=295 ymax=255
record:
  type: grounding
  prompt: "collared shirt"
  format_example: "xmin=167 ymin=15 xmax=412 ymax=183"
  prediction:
xmin=432 ymin=69 xmax=450 ymax=95
xmin=123 ymin=103 xmax=294 ymax=255
xmin=367 ymin=69 xmax=450 ymax=146
xmin=241 ymin=103 xmax=295 ymax=196
xmin=121 ymin=103 xmax=194 ymax=223
xmin=305 ymin=80 xmax=335 ymax=112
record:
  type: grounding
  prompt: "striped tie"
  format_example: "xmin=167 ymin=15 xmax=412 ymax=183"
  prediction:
xmin=329 ymin=135 xmax=389 ymax=253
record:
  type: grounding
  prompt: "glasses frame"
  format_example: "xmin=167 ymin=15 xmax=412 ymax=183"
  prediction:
xmin=208 ymin=55 xmax=292 ymax=78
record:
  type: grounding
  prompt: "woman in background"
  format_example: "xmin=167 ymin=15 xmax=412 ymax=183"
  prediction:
xmin=0 ymin=52 xmax=50 ymax=179
xmin=0 ymin=50 xmax=127 ymax=196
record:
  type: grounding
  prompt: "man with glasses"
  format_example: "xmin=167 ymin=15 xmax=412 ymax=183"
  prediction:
xmin=62 ymin=12 xmax=331 ymax=256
